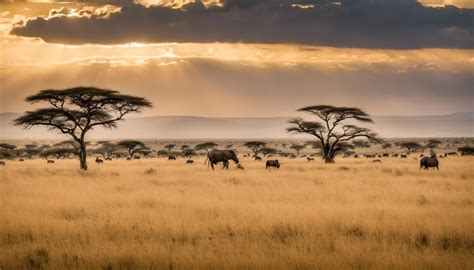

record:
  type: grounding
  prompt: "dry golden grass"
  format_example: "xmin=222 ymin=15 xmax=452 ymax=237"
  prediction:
xmin=0 ymin=156 xmax=473 ymax=269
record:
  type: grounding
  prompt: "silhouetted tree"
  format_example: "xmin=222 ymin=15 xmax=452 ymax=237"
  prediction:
xmin=458 ymin=146 xmax=474 ymax=156
xmin=381 ymin=142 xmax=392 ymax=149
xmin=0 ymin=144 xmax=17 ymax=159
xmin=194 ymin=142 xmax=218 ymax=153
xmin=182 ymin=148 xmax=196 ymax=159
xmin=40 ymin=147 xmax=77 ymax=159
xmin=118 ymin=140 xmax=147 ymax=159
xmin=14 ymin=87 xmax=152 ymax=170
xmin=425 ymin=139 xmax=442 ymax=153
xmin=398 ymin=141 xmax=422 ymax=154
xmin=243 ymin=141 xmax=266 ymax=157
xmin=260 ymin=147 xmax=278 ymax=157
xmin=93 ymin=141 xmax=120 ymax=159
xmin=164 ymin=144 xmax=176 ymax=154
xmin=290 ymin=144 xmax=306 ymax=156
xmin=18 ymin=146 xmax=41 ymax=159
xmin=181 ymin=144 xmax=190 ymax=150
xmin=287 ymin=105 xmax=379 ymax=163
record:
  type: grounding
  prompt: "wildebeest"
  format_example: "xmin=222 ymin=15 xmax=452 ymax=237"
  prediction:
xmin=206 ymin=149 xmax=239 ymax=170
xmin=392 ymin=154 xmax=399 ymax=158
xmin=126 ymin=157 xmax=131 ymax=161
xmin=18 ymin=158 xmax=24 ymax=162
xmin=168 ymin=156 xmax=176 ymax=160
xmin=400 ymin=154 xmax=408 ymax=158
xmin=382 ymin=153 xmax=389 ymax=157
xmin=186 ymin=159 xmax=194 ymax=164
xmin=237 ymin=164 xmax=245 ymax=170
xmin=254 ymin=156 xmax=262 ymax=161
xmin=266 ymin=159 xmax=281 ymax=169
xmin=95 ymin=157 xmax=104 ymax=164
xmin=420 ymin=155 xmax=439 ymax=170
xmin=0 ymin=160 xmax=5 ymax=166
xmin=307 ymin=157 xmax=315 ymax=162
xmin=354 ymin=155 xmax=359 ymax=158
xmin=47 ymin=160 xmax=55 ymax=164
xmin=133 ymin=156 xmax=141 ymax=160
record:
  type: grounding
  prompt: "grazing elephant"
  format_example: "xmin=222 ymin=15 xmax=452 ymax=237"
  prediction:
xmin=207 ymin=150 xmax=239 ymax=170
xmin=266 ymin=159 xmax=281 ymax=169
xmin=420 ymin=155 xmax=439 ymax=170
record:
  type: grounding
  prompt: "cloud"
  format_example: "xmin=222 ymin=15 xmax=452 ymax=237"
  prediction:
xmin=9 ymin=0 xmax=474 ymax=49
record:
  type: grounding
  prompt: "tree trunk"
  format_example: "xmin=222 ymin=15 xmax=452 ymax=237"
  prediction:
xmin=79 ymin=142 xmax=88 ymax=170
xmin=323 ymin=146 xmax=335 ymax=163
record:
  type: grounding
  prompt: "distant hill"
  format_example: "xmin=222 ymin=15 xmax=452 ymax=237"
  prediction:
xmin=0 ymin=112 xmax=472 ymax=139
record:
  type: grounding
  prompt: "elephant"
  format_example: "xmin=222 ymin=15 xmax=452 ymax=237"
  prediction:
xmin=206 ymin=149 xmax=239 ymax=170
xmin=420 ymin=155 xmax=439 ymax=170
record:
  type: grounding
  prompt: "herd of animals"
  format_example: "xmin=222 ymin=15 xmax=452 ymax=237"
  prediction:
xmin=0 ymin=148 xmax=453 ymax=171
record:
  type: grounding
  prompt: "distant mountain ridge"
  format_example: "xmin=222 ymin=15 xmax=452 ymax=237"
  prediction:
xmin=0 ymin=112 xmax=472 ymax=139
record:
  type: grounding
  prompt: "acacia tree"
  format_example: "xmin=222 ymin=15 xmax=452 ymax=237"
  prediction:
xmin=243 ymin=141 xmax=266 ymax=157
xmin=287 ymin=105 xmax=379 ymax=163
xmin=259 ymin=147 xmax=278 ymax=157
xmin=290 ymin=144 xmax=306 ymax=156
xmin=14 ymin=87 xmax=152 ymax=170
xmin=118 ymin=140 xmax=147 ymax=159
xmin=425 ymin=139 xmax=442 ymax=153
xmin=398 ymin=141 xmax=422 ymax=154
xmin=164 ymin=144 xmax=176 ymax=154
xmin=194 ymin=142 xmax=218 ymax=153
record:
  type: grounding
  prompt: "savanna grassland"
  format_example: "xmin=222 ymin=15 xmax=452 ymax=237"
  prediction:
xmin=1 ymin=154 xmax=473 ymax=270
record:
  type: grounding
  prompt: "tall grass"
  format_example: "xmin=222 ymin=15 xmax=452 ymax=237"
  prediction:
xmin=0 ymin=156 xmax=473 ymax=269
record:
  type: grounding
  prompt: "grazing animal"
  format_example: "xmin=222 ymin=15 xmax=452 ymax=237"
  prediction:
xmin=392 ymin=154 xmax=399 ymax=158
xmin=354 ymin=155 xmax=359 ymax=158
xmin=307 ymin=157 xmax=315 ymax=162
xmin=372 ymin=159 xmax=382 ymax=163
xmin=243 ymin=154 xmax=250 ymax=157
xmin=206 ymin=149 xmax=239 ymax=170
xmin=126 ymin=157 xmax=131 ymax=160
xmin=266 ymin=159 xmax=281 ymax=169
xmin=47 ymin=160 xmax=55 ymax=164
xmin=400 ymin=154 xmax=408 ymax=158
xmin=95 ymin=157 xmax=104 ymax=164
xmin=382 ymin=153 xmax=389 ymax=157
xmin=289 ymin=154 xmax=296 ymax=159
xmin=420 ymin=155 xmax=439 ymax=170
xmin=168 ymin=156 xmax=176 ymax=160
xmin=254 ymin=156 xmax=262 ymax=161
xmin=133 ymin=156 xmax=141 ymax=160
xmin=237 ymin=164 xmax=245 ymax=170
xmin=378 ymin=155 xmax=382 ymax=158
xmin=0 ymin=160 xmax=5 ymax=166
xmin=186 ymin=159 xmax=194 ymax=164
xmin=18 ymin=158 xmax=24 ymax=162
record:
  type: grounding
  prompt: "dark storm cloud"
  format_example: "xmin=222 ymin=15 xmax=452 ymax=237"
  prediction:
xmin=10 ymin=0 xmax=474 ymax=49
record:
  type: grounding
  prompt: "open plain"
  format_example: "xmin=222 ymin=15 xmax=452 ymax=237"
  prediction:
xmin=1 ymin=155 xmax=473 ymax=269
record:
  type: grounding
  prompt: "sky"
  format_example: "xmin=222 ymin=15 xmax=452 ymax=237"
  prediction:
xmin=0 ymin=0 xmax=473 ymax=117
